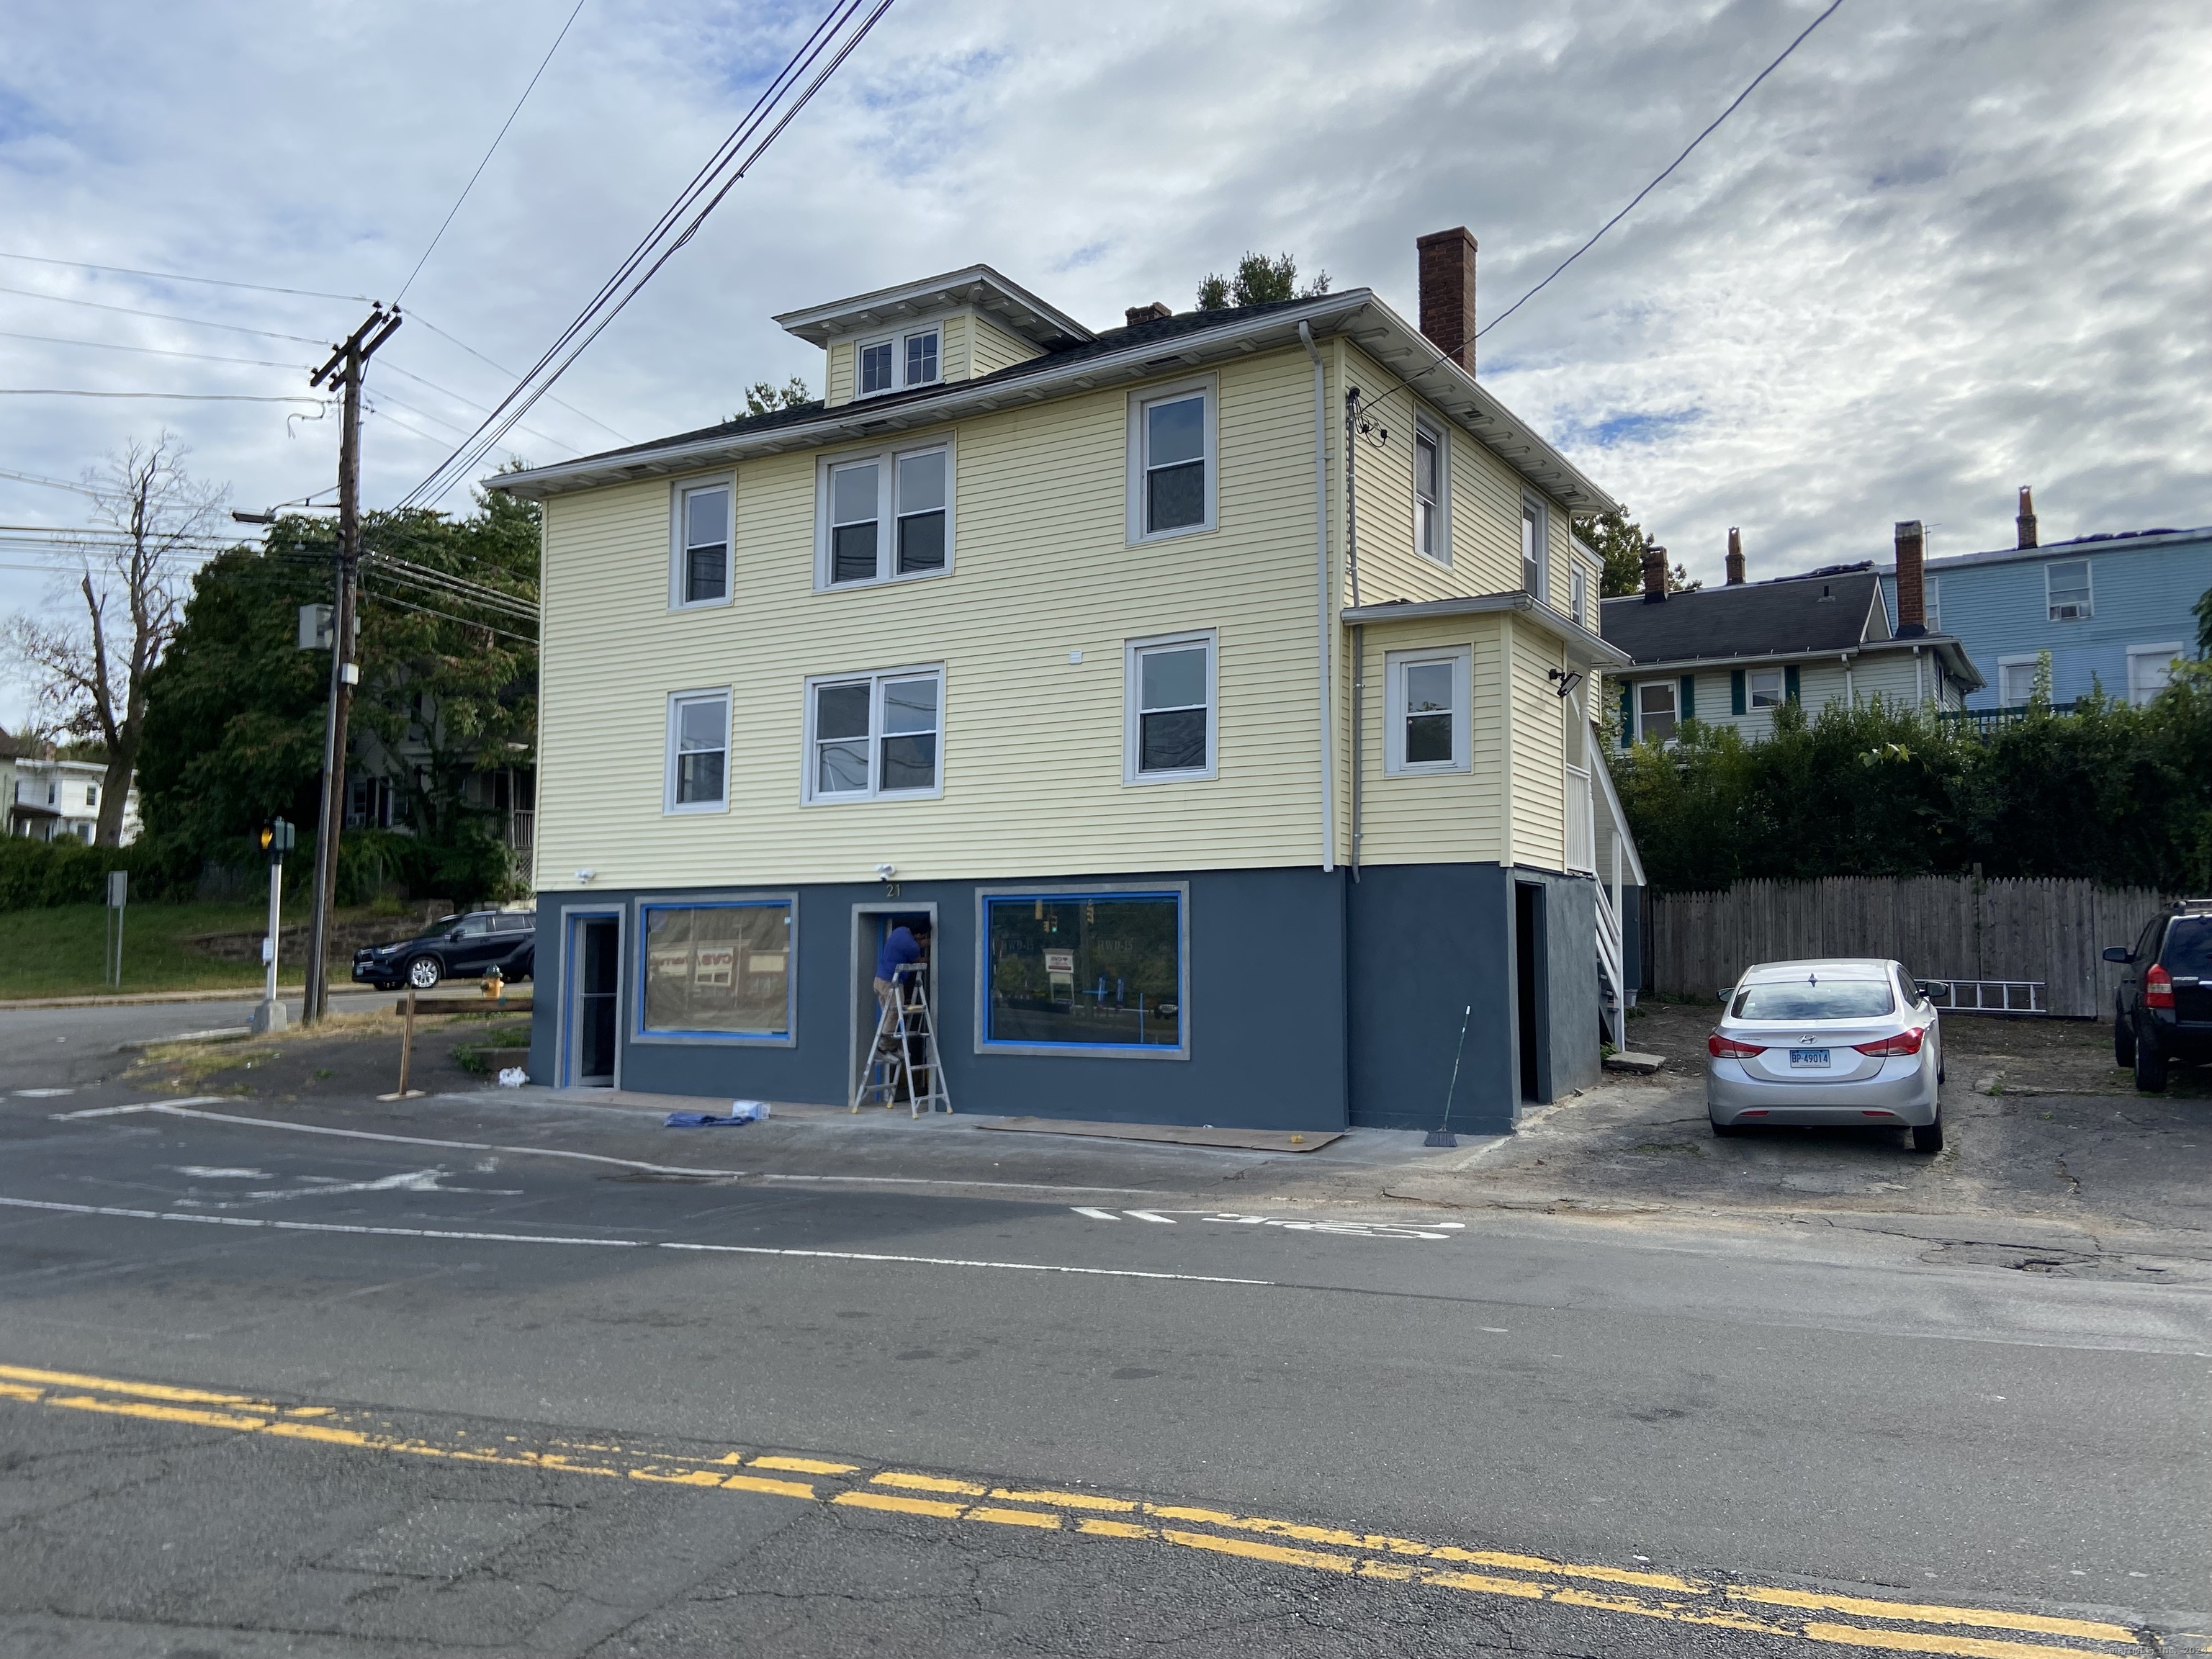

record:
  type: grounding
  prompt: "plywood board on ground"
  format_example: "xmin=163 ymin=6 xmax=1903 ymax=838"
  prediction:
xmin=975 ymin=1117 xmax=1341 ymax=1153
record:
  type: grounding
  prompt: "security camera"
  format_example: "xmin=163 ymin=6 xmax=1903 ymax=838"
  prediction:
xmin=875 ymin=863 xmax=896 ymax=881
xmin=575 ymin=868 xmax=595 ymax=884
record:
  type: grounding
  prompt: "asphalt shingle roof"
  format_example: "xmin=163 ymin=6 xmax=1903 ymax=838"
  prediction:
xmin=1599 ymin=569 xmax=1884 ymax=666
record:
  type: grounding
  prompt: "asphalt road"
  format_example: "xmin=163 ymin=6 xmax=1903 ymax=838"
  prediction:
xmin=0 ymin=998 xmax=2205 ymax=1657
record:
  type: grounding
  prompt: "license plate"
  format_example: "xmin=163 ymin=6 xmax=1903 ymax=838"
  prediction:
xmin=1789 ymin=1049 xmax=1831 ymax=1068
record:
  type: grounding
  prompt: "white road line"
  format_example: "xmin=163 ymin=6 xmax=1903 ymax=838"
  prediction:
xmin=1124 ymin=1210 xmax=1177 ymax=1224
xmin=45 ymin=1103 xmax=1165 ymax=1197
xmin=1071 ymin=1207 xmax=1121 ymax=1221
xmin=0 ymin=1195 xmax=1274 ymax=1286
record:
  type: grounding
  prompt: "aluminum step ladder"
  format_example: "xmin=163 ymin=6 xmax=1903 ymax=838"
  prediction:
xmin=852 ymin=961 xmax=951 ymax=1116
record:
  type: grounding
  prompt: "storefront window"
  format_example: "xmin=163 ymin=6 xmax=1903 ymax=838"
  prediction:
xmin=983 ymin=891 xmax=1182 ymax=1052
xmin=639 ymin=900 xmax=793 ymax=1040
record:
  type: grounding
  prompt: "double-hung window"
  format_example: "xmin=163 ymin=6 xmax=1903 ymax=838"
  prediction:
xmin=1125 ymin=631 xmax=1215 ymax=782
xmin=821 ymin=444 xmax=951 ymax=587
xmin=665 ymin=690 xmax=729 ymax=812
xmin=806 ymin=666 xmax=944 ymax=801
xmin=1384 ymin=647 xmax=1470 ymax=774
xmin=1521 ymin=499 xmax=1548 ymax=601
xmin=2046 ymin=559 xmax=2092 ymax=620
xmin=1747 ymin=668 xmax=1783 ymax=711
xmin=1570 ymin=564 xmax=1589 ymax=627
xmin=673 ymin=482 xmax=730 ymax=606
xmin=858 ymin=325 xmax=940 ymax=397
xmin=1128 ymin=379 xmax=1215 ymax=541
xmin=1997 ymin=656 xmax=2039 ymax=707
xmin=1413 ymin=422 xmax=1447 ymax=563
xmin=1637 ymin=681 xmax=1678 ymax=742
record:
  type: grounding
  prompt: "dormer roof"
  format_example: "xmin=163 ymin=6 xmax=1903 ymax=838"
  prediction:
xmin=773 ymin=264 xmax=1093 ymax=350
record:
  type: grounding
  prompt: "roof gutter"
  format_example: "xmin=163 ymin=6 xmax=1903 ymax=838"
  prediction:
xmin=1606 ymin=634 xmax=1986 ymax=691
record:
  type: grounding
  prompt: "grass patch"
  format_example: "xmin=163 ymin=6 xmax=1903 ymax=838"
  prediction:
xmin=453 ymin=1017 xmax=533 ymax=1074
xmin=0 ymin=901 xmax=389 ymax=1001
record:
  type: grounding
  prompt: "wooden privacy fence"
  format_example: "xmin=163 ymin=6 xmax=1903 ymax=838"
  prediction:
xmin=1646 ymin=878 xmax=2176 ymax=1018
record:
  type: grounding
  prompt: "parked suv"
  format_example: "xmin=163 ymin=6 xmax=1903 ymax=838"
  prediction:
xmin=354 ymin=909 xmax=536 ymax=992
xmin=2106 ymin=900 xmax=2212 ymax=1092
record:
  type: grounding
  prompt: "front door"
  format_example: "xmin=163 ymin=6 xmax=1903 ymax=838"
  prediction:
xmin=570 ymin=916 xmax=619 ymax=1087
xmin=851 ymin=908 xmax=934 ymax=1104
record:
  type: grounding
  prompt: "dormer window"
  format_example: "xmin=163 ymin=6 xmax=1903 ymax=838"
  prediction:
xmin=858 ymin=326 xmax=941 ymax=398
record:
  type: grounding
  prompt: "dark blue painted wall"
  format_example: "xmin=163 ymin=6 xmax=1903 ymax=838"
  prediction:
xmin=529 ymin=868 xmax=1351 ymax=1130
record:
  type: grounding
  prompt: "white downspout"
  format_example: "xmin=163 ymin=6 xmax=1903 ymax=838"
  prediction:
xmin=1300 ymin=320 xmax=1335 ymax=873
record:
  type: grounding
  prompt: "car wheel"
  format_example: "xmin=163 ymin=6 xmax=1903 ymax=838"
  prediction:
xmin=2133 ymin=1019 xmax=2167 ymax=1093
xmin=2114 ymin=1010 xmax=2136 ymax=1069
xmin=1709 ymin=1117 xmax=1746 ymax=1138
xmin=1910 ymin=1113 xmax=1944 ymax=1154
xmin=511 ymin=952 xmax=534 ymax=982
xmin=407 ymin=956 xmax=444 ymax=992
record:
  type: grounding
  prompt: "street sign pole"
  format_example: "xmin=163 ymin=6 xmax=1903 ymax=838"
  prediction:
xmin=104 ymin=871 xmax=127 ymax=990
xmin=251 ymin=818 xmax=295 ymax=1035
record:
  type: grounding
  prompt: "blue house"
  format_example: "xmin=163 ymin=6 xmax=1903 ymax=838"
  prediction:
xmin=1878 ymin=490 xmax=2209 ymax=709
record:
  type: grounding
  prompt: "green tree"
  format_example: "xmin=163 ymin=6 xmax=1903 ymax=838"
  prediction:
xmin=1575 ymin=507 xmax=1697 ymax=598
xmin=736 ymin=377 xmax=811 ymax=421
xmin=1196 ymin=252 xmax=1329 ymax=310
xmin=135 ymin=490 xmax=539 ymax=902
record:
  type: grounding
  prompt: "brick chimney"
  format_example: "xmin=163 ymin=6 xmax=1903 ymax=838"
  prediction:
xmin=1416 ymin=228 xmax=1478 ymax=374
xmin=2016 ymin=485 xmax=2038 ymax=549
xmin=1725 ymin=526 xmax=1745 ymax=585
xmin=1894 ymin=519 xmax=1927 ymax=637
xmin=1641 ymin=543 xmax=1668 ymax=603
xmin=1124 ymin=302 xmax=1172 ymax=327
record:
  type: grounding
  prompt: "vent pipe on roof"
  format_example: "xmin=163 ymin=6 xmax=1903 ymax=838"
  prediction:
xmin=1641 ymin=543 xmax=1668 ymax=603
xmin=1894 ymin=519 xmax=1928 ymax=638
xmin=2016 ymin=485 xmax=2038 ymax=549
xmin=1416 ymin=228 xmax=1478 ymax=375
xmin=1725 ymin=526 xmax=1745 ymax=585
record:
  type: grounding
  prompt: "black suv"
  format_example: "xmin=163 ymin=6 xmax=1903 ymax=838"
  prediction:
xmin=354 ymin=909 xmax=536 ymax=992
xmin=2106 ymin=901 xmax=2212 ymax=1092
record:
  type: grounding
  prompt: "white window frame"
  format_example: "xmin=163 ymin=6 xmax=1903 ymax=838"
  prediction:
xmin=801 ymin=662 xmax=947 ymax=804
xmin=2126 ymin=642 xmax=2183 ymax=706
xmin=1412 ymin=418 xmax=1450 ymax=566
xmin=1125 ymin=375 xmax=1218 ymax=544
xmin=663 ymin=688 xmax=731 ymax=815
xmin=1123 ymin=629 xmax=1218 ymax=784
xmin=1747 ymin=667 xmax=1784 ymax=711
xmin=1996 ymin=654 xmax=2040 ymax=708
xmin=1521 ymin=495 xmax=1550 ymax=606
xmin=668 ymin=475 xmax=734 ymax=611
xmin=1924 ymin=574 xmax=1941 ymax=634
xmin=2045 ymin=559 xmax=2092 ymax=621
xmin=1636 ymin=680 xmax=1678 ymax=742
xmin=854 ymin=324 xmax=942 ymax=399
xmin=1384 ymin=646 xmax=1472 ymax=775
xmin=813 ymin=436 xmax=956 ymax=591
xmin=1570 ymin=563 xmax=1590 ymax=628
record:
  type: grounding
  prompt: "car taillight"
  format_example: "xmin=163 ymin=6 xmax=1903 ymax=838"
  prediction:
xmin=1709 ymin=1033 xmax=1763 ymax=1058
xmin=2145 ymin=965 xmax=2175 ymax=1010
xmin=1854 ymin=1028 xmax=1927 ymax=1057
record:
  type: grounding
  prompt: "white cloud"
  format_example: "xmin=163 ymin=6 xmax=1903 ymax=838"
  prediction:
xmin=2 ymin=0 xmax=2208 ymax=724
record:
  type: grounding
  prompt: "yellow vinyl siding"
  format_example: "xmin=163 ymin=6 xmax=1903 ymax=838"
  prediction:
xmin=1349 ymin=614 xmax=1506 ymax=867
xmin=1506 ymin=616 xmax=1569 ymax=873
xmin=824 ymin=341 xmax=855 ymax=407
xmin=968 ymin=315 xmax=1040 ymax=377
xmin=1339 ymin=343 xmax=1573 ymax=612
xmin=939 ymin=314 xmax=970 ymax=382
xmin=536 ymin=349 xmax=1331 ymax=891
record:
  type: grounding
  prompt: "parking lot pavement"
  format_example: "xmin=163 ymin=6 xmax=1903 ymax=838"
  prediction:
xmin=1357 ymin=999 xmax=2212 ymax=1257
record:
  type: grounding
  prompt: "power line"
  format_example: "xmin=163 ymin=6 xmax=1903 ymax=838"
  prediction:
xmin=397 ymin=0 xmax=589 ymax=303
xmin=0 ymin=328 xmax=306 ymax=370
xmin=0 ymin=282 xmax=330 ymax=344
xmin=1477 ymin=0 xmax=1846 ymax=340
xmin=0 ymin=389 xmax=329 ymax=404
xmin=405 ymin=313 xmax=629 ymax=442
xmin=0 ymin=467 xmax=99 ymax=498
xmin=0 ymin=250 xmax=372 ymax=304
xmin=402 ymin=0 xmax=896 ymax=508
xmin=359 ymin=586 xmax=537 ymax=645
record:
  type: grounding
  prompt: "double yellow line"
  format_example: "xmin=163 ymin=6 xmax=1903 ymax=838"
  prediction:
xmin=0 ymin=1363 xmax=2153 ymax=1658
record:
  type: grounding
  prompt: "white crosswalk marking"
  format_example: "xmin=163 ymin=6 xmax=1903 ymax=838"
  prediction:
xmin=1071 ymin=1206 xmax=1121 ymax=1221
xmin=1123 ymin=1210 xmax=1177 ymax=1224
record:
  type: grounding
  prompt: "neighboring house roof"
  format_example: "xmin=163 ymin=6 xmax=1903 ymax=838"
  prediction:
xmin=1599 ymin=567 xmax=1984 ymax=690
xmin=772 ymin=264 xmax=1093 ymax=350
xmin=1876 ymin=523 xmax=2212 ymax=576
xmin=492 ymin=289 xmax=1620 ymax=517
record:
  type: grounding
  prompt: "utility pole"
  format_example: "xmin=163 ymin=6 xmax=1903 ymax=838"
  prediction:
xmin=302 ymin=305 xmax=402 ymax=1025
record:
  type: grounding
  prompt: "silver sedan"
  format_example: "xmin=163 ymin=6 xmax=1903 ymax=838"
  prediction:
xmin=1706 ymin=958 xmax=1946 ymax=1151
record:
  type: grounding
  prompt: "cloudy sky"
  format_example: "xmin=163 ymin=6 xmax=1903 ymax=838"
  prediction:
xmin=2 ymin=0 xmax=2207 ymax=721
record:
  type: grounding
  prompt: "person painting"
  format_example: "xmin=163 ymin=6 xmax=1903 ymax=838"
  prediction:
xmin=873 ymin=920 xmax=928 ymax=1039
